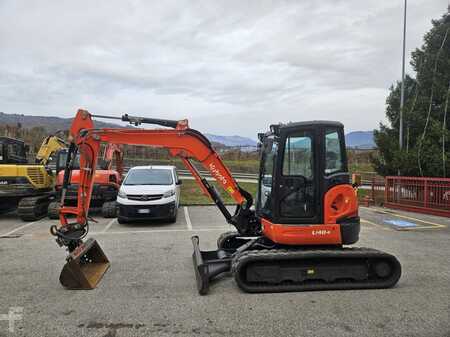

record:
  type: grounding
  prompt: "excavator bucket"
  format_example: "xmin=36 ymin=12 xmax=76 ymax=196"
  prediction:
xmin=59 ymin=238 xmax=110 ymax=290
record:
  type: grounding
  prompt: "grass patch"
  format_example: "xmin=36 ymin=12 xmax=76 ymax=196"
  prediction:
xmin=349 ymin=163 xmax=374 ymax=173
xmin=180 ymin=179 xmax=257 ymax=205
xmin=357 ymin=189 xmax=370 ymax=199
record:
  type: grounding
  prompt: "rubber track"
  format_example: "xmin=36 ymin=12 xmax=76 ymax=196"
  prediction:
xmin=17 ymin=195 xmax=51 ymax=221
xmin=232 ymin=247 xmax=401 ymax=293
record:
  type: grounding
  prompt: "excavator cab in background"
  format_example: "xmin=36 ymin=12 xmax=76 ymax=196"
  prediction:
xmin=52 ymin=109 xmax=401 ymax=293
xmin=0 ymin=135 xmax=67 ymax=219
xmin=0 ymin=137 xmax=28 ymax=164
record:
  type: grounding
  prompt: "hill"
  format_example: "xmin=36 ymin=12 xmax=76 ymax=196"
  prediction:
xmin=0 ymin=112 xmax=375 ymax=149
xmin=204 ymin=133 xmax=257 ymax=148
xmin=0 ymin=112 xmax=258 ymax=148
xmin=0 ymin=111 xmax=123 ymax=132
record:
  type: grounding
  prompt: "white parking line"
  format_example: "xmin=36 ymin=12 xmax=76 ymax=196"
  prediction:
xmin=102 ymin=218 xmax=116 ymax=233
xmin=0 ymin=220 xmax=39 ymax=237
xmin=90 ymin=227 xmax=229 ymax=235
xmin=184 ymin=206 xmax=192 ymax=231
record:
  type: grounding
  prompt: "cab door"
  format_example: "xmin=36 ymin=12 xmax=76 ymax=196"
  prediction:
xmin=256 ymin=136 xmax=278 ymax=220
xmin=275 ymin=128 xmax=320 ymax=224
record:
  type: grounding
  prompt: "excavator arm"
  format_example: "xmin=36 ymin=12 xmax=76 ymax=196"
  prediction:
xmin=52 ymin=109 xmax=258 ymax=253
xmin=101 ymin=143 xmax=124 ymax=177
xmin=36 ymin=134 xmax=68 ymax=166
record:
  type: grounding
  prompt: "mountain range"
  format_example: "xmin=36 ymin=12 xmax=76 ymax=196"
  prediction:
xmin=0 ymin=111 xmax=124 ymax=130
xmin=0 ymin=112 xmax=375 ymax=149
xmin=345 ymin=131 xmax=375 ymax=149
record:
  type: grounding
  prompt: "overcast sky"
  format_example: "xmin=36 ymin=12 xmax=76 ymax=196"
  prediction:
xmin=0 ymin=1 xmax=448 ymax=138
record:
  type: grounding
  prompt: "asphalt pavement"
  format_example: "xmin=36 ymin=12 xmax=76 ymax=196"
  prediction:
xmin=0 ymin=206 xmax=449 ymax=337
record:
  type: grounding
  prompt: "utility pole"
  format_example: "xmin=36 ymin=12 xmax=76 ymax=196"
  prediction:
xmin=399 ymin=0 xmax=407 ymax=150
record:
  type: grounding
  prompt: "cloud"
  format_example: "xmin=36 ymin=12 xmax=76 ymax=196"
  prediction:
xmin=0 ymin=0 xmax=447 ymax=137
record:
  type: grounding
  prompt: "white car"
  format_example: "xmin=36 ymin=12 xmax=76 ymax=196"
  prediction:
xmin=116 ymin=165 xmax=181 ymax=224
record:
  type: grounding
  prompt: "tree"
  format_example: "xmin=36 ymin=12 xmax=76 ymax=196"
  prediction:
xmin=373 ymin=10 xmax=450 ymax=177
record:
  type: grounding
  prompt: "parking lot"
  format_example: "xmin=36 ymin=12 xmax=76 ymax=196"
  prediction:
xmin=0 ymin=206 xmax=449 ymax=337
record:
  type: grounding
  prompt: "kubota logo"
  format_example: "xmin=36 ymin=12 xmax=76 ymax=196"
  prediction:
xmin=209 ymin=163 xmax=227 ymax=185
xmin=312 ymin=230 xmax=331 ymax=236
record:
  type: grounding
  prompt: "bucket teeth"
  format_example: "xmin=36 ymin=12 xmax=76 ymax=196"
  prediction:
xmin=59 ymin=238 xmax=110 ymax=290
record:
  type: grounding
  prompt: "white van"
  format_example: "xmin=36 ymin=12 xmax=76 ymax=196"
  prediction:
xmin=117 ymin=166 xmax=181 ymax=224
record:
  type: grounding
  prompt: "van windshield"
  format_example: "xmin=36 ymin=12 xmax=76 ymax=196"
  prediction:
xmin=124 ymin=169 xmax=173 ymax=186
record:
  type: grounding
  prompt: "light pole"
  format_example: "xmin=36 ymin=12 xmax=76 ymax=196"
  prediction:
xmin=399 ymin=0 xmax=407 ymax=150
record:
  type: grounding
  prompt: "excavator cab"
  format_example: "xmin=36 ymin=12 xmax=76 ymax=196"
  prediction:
xmin=255 ymin=121 xmax=360 ymax=244
xmin=0 ymin=137 xmax=28 ymax=164
xmin=193 ymin=121 xmax=399 ymax=294
xmin=258 ymin=122 xmax=347 ymax=223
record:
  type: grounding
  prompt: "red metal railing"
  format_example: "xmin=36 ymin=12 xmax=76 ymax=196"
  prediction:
xmin=385 ymin=176 xmax=450 ymax=217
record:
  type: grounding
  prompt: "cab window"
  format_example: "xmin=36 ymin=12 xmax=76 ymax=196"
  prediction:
xmin=282 ymin=132 xmax=313 ymax=178
xmin=258 ymin=138 xmax=277 ymax=216
xmin=325 ymin=129 xmax=344 ymax=175
xmin=8 ymin=143 xmax=21 ymax=157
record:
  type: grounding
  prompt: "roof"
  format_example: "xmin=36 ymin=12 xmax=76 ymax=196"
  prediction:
xmin=268 ymin=120 xmax=344 ymax=136
xmin=129 ymin=165 xmax=176 ymax=170
xmin=277 ymin=120 xmax=344 ymax=129
xmin=0 ymin=136 xmax=26 ymax=145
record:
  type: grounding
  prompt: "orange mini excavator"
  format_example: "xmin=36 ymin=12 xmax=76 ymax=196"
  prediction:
xmin=51 ymin=109 xmax=401 ymax=293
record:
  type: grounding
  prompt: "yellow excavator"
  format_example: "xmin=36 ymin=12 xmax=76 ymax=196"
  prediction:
xmin=0 ymin=135 xmax=67 ymax=220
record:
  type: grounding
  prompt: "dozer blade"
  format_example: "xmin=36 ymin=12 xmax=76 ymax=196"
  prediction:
xmin=59 ymin=238 xmax=110 ymax=290
xmin=191 ymin=236 xmax=233 ymax=295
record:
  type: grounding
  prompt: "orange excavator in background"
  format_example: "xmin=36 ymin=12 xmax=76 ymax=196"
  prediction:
xmin=50 ymin=109 xmax=401 ymax=293
xmin=47 ymin=142 xmax=123 ymax=219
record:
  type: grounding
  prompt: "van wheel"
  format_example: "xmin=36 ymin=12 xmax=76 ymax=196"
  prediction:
xmin=117 ymin=216 xmax=128 ymax=224
xmin=168 ymin=209 xmax=178 ymax=223
xmin=102 ymin=201 xmax=117 ymax=218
